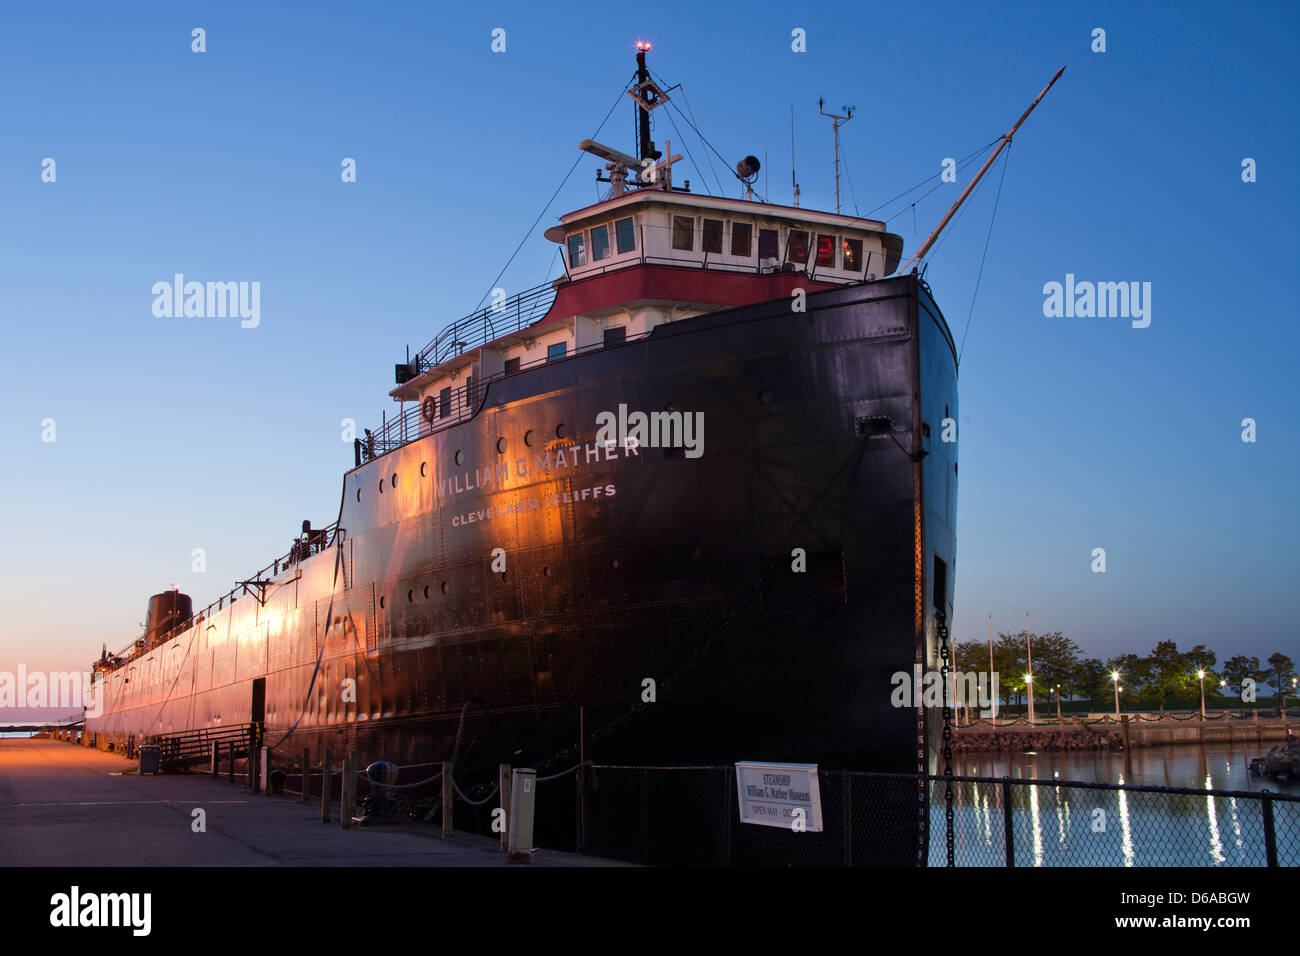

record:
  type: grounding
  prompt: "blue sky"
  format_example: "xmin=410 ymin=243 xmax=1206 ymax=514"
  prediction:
xmin=0 ymin=0 xmax=1295 ymax=682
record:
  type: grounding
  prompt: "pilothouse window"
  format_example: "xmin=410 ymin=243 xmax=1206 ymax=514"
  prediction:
xmin=731 ymin=222 xmax=752 ymax=257
xmin=591 ymin=224 xmax=611 ymax=261
xmin=615 ymin=217 xmax=636 ymax=254
xmin=672 ymin=216 xmax=694 ymax=251
xmin=843 ymin=237 xmax=863 ymax=271
xmin=566 ymin=233 xmax=586 ymax=267
xmin=816 ymin=234 xmax=836 ymax=267
xmin=758 ymin=228 xmax=779 ymax=263
xmin=702 ymin=219 xmax=723 ymax=254
xmin=786 ymin=230 xmax=810 ymax=265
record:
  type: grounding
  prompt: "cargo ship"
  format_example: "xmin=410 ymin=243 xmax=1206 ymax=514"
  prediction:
xmin=84 ymin=49 xmax=1061 ymax=859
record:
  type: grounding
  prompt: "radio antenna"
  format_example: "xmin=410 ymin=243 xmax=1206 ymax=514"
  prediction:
xmin=818 ymin=98 xmax=854 ymax=215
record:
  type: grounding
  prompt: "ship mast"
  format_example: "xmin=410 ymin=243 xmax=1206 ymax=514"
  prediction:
xmin=585 ymin=44 xmax=680 ymax=197
xmin=897 ymin=66 xmax=1065 ymax=276
xmin=633 ymin=42 xmax=661 ymax=164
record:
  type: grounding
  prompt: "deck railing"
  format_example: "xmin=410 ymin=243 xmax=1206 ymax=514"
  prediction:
xmin=415 ymin=281 xmax=558 ymax=374
xmin=101 ymin=522 xmax=342 ymax=670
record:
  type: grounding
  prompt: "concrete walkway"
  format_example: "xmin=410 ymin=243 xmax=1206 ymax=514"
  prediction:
xmin=0 ymin=738 xmax=625 ymax=867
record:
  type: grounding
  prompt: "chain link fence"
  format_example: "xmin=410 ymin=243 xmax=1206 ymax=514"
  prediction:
xmin=573 ymin=766 xmax=1299 ymax=867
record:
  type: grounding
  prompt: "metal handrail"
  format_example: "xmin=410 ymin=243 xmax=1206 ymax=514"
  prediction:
xmin=415 ymin=281 xmax=558 ymax=373
xmin=357 ymin=324 xmax=660 ymax=464
xmin=102 ymin=523 xmax=342 ymax=669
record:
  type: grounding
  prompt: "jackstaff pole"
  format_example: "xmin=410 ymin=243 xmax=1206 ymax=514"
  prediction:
xmin=897 ymin=66 xmax=1065 ymax=276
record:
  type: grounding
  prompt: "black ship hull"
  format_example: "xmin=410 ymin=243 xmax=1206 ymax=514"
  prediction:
xmin=87 ymin=274 xmax=958 ymax=860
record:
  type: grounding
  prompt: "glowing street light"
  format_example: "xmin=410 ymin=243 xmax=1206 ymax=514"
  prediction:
xmin=1196 ymin=669 xmax=1206 ymax=719
xmin=1111 ymin=670 xmax=1121 ymax=722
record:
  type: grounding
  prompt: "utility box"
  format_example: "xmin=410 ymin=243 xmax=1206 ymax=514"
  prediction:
xmin=138 ymin=745 xmax=161 ymax=776
xmin=508 ymin=768 xmax=536 ymax=862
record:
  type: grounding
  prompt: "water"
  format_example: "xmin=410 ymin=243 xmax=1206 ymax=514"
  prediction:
xmin=957 ymin=742 xmax=1292 ymax=793
xmin=928 ymin=743 xmax=1298 ymax=867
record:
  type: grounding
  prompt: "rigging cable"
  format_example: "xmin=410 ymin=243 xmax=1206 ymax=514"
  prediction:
xmin=922 ymin=141 xmax=1007 ymax=267
xmin=660 ymin=102 xmax=717 ymax=196
xmin=650 ymin=69 xmax=738 ymax=194
xmin=864 ymin=138 xmax=999 ymax=220
xmin=957 ymin=141 xmax=1012 ymax=363
xmin=664 ymin=85 xmax=726 ymax=195
xmin=470 ymin=77 xmax=634 ymax=313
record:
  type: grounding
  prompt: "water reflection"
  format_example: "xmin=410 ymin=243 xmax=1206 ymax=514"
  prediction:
xmin=931 ymin=743 xmax=1296 ymax=867
xmin=962 ymin=742 xmax=1291 ymax=793
xmin=1205 ymin=773 xmax=1226 ymax=864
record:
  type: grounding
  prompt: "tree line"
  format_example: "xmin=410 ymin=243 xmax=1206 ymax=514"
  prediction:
xmin=953 ymin=632 xmax=1296 ymax=713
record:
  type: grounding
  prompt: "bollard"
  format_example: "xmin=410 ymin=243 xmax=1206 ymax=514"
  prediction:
xmin=341 ymin=756 xmax=355 ymax=830
xmin=499 ymin=763 xmax=512 ymax=852
xmin=442 ymin=761 xmax=453 ymax=838
xmin=508 ymin=768 xmax=537 ymax=863
xmin=301 ymin=748 xmax=310 ymax=802
xmin=321 ymin=749 xmax=331 ymax=823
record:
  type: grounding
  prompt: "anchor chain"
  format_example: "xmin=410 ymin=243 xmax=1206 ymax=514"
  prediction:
xmin=937 ymin=608 xmax=955 ymax=866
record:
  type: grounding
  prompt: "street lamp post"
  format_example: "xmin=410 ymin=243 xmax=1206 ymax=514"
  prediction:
xmin=1055 ymin=685 xmax=1063 ymax=727
xmin=1025 ymin=612 xmax=1034 ymax=725
xmin=1197 ymin=670 xmax=1206 ymax=720
xmin=1111 ymin=671 xmax=1121 ymax=722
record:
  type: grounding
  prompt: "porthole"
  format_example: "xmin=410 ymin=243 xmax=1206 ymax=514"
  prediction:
xmin=501 ymin=571 xmax=509 ymax=583
xmin=542 ymin=566 xmax=550 ymax=577
xmin=356 ymin=488 xmax=362 ymax=502
xmin=455 ymin=450 xmax=464 ymax=466
xmin=759 ymin=389 xmax=774 ymax=405
xmin=555 ymin=423 xmax=566 ymax=439
xmin=379 ymin=595 xmax=385 ymax=609
xmin=423 ymin=585 xmax=430 ymax=599
xmin=378 ymin=480 xmax=384 ymax=494
xmin=407 ymin=589 xmax=414 ymax=602
xmin=496 ymin=437 xmax=507 ymax=454
xmin=420 ymin=462 xmax=428 ymax=478
xmin=440 ymin=581 xmax=448 ymax=595
xmin=391 ymin=473 xmax=398 ymax=488
xmin=524 ymin=429 xmax=534 ymax=447
xmin=611 ymin=558 xmax=620 ymax=569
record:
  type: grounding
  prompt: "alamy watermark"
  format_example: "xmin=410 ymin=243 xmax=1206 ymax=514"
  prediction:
xmin=1042 ymin=274 xmax=1150 ymax=328
xmin=0 ymin=666 xmax=102 ymax=717
xmin=595 ymin=403 xmax=704 ymax=459
xmin=152 ymin=274 xmax=260 ymax=328
xmin=891 ymin=668 xmax=1000 ymax=718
